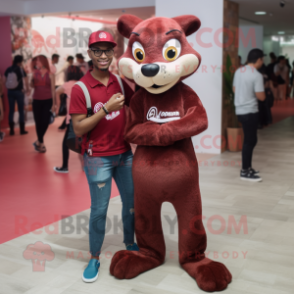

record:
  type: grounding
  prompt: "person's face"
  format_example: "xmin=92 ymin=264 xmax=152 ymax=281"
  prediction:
xmin=88 ymin=42 xmax=114 ymax=72
xmin=53 ymin=57 xmax=59 ymax=64
xmin=77 ymin=58 xmax=84 ymax=64
xmin=68 ymin=59 xmax=74 ymax=65
xmin=279 ymin=59 xmax=286 ymax=65
xmin=36 ymin=59 xmax=43 ymax=69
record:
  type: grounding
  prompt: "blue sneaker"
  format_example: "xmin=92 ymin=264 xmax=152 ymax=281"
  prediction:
xmin=126 ymin=243 xmax=139 ymax=251
xmin=82 ymin=259 xmax=100 ymax=283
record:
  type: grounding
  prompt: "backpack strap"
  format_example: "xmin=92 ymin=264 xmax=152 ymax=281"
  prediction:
xmin=113 ymin=74 xmax=125 ymax=96
xmin=75 ymin=81 xmax=93 ymax=117
xmin=75 ymin=81 xmax=93 ymax=142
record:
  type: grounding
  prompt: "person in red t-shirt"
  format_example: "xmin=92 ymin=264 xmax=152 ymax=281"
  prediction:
xmin=69 ymin=30 xmax=138 ymax=283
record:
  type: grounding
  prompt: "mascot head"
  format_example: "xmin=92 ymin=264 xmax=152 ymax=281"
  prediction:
xmin=117 ymin=15 xmax=201 ymax=94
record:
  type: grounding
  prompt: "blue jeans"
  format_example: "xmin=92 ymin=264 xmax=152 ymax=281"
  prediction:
xmin=8 ymin=90 xmax=25 ymax=123
xmin=84 ymin=150 xmax=135 ymax=257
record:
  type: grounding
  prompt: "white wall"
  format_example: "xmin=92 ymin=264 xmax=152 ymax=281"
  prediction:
xmin=238 ymin=24 xmax=263 ymax=64
xmin=156 ymin=0 xmax=224 ymax=154
xmin=282 ymin=45 xmax=294 ymax=63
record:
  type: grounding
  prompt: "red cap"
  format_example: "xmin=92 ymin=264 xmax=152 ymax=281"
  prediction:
xmin=88 ymin=30 xmax=117 ymax=48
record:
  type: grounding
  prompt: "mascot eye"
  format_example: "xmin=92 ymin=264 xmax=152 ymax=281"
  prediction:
xmin=132 ymin=41 xmax=145 ymax=63
xmin=162 ymin=39 xmax=181 ymax=62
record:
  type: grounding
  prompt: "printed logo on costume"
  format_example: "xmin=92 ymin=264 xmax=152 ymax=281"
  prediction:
xmin=99 ymin=32 xmax=107 ymax=39
xmin=147 ymin=106 xmax=180 ymax=123
xmin=93 ymin=102 xmax=120 ymax=121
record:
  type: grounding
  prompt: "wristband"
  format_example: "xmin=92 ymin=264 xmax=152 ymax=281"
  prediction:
xmin=102 ymin=105 xmax=109 ymax=115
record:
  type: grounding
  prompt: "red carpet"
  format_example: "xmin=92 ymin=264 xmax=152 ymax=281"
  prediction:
xmin=271 ymin=99 xmax=294 ymax=124
xmin=0 ymin=117 xmax=119 ymax=244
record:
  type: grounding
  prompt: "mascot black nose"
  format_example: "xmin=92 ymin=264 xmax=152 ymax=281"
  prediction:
xmin=141 ymin=64 xmax=160 ymax=77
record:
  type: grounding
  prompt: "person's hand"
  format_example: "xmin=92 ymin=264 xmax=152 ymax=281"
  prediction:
xmin=105 ymin=93 xmax=125 ymax=113
xmin=51 ymin=105 xmax=57 ymax=114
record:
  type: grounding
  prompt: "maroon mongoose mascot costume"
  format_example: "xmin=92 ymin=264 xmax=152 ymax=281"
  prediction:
xmin=110 ymin=14 xmax=232 ymax=292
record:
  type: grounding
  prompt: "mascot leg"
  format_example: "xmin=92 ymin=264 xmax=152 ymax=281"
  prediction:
xmin=110 ymin=193 xmax=165 ymax=279
xmin=173 ymin=194 xmax=232 ymax=292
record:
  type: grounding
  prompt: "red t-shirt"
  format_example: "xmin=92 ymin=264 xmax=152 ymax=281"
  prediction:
xmin=69 ymin=71 xmax=134 ymax=156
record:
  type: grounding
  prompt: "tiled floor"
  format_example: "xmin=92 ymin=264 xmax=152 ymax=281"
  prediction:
xmin=0 ymin=116 xmax=294 ymax=294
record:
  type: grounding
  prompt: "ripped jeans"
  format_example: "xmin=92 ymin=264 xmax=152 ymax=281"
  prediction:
xmin=83 ymin=150 xmax=135 ymax=257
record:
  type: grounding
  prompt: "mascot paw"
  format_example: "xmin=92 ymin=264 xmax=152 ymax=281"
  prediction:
xmin=110 ymin=250 xmax=162 ymax=279
xmin=182 ymin=258 xmax=232 ymax=292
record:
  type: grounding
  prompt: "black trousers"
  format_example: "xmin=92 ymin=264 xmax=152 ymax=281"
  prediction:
xmin=62 ymin=124 xmax=70 ymax=168
xmin=237 ymin=112 xmax=259 ymax=170
xmin=8 ymin=90 xmax=25 ymax=123
xmin=33 ymin=99 xmax=52 ymax=144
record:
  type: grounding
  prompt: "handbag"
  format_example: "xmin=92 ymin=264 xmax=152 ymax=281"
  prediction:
xmin=66 ymin=74 xmax=125 ymax=154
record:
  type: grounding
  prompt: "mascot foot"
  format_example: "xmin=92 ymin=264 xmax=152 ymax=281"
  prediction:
xmin=182 ymin=258 xmax=232 ymax=292
xmin=110 ymin=250 xmax=162 ymax=279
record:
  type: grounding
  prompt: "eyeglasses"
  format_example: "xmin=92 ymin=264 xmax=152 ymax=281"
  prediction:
xmin=89 ymin=48 xmax=114 ymax=57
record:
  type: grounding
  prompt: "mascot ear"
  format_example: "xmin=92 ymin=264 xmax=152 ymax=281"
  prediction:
xmin=117 ymin=14 xmax=143 ymax=39
xmin=172 ymin=15 xmax=201 ymax=36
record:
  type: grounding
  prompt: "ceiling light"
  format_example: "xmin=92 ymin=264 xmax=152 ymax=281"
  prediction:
xmin=278 ymin=31 xmax=285 ymax=34
xmin=255 ymin=11 xmax=267 ymax=15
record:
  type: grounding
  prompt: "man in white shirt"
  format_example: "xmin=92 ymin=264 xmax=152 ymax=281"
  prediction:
xmin=233 ymin=49 xmax=266 ymax=182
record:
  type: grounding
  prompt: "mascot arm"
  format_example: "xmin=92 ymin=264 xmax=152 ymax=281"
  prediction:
xmin=125 ymin=90 xmax=208 ymax=146
xmin=158 ymin=91 xmax=208 ymax=145
xmin=125 ymin=95 xmax=164 ymax=146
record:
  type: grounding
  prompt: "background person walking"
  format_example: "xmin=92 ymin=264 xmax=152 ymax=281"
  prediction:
xmin=4 ymin=55 xmax=30 ymax=135
xmin=31 ymin=55 xmax=56 ymax=153
xmin=233 ymin=49 xmax=266 ymax=182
